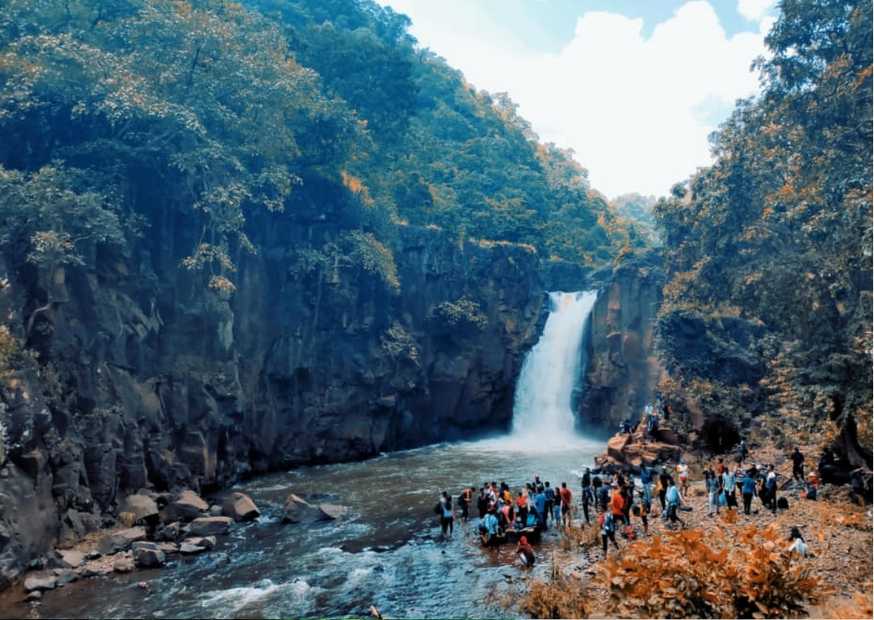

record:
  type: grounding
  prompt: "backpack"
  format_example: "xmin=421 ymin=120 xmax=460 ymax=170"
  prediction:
xmin=777 ymin=496 xmax=789 ymax=510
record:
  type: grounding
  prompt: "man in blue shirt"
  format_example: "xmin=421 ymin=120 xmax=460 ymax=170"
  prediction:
xmin=741 ymin=471 xmax=757 ymax=514
xmin=533 ymin=487 xmax=547 ymax=529
xmin=665 ymin=480 xmax=685 ymax=527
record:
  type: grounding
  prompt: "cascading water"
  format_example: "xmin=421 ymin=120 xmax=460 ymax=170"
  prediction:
xmin=510 ymin=291 xmax=598 ymax=446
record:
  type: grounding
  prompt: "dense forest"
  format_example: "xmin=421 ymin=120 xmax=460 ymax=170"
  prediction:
xmin=654 ymin=0 xmax=872 ymax=476
xmin=0 ymin=0 xmax=641 ymax=321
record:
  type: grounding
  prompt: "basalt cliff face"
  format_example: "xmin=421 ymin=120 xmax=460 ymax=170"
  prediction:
xmin=0 ymin=209 xmax=544 ymax=585
xmin=578 ymin=254 xmax=664 ymax=430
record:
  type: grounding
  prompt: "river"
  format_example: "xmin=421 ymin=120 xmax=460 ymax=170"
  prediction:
xmin=4 ymin=437 xmax=607 ymax=619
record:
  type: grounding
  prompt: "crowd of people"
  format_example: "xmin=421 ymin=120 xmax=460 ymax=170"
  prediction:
xmin=436 ymin=442 xmax=820 ymax=567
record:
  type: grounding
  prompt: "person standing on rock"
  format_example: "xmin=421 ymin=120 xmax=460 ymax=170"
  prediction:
xmin=516 ymin=490 xmax=529 ymax=529
xmin=722 ymin=467 xmax=737 ymax=510
xmin=640 ymin=465 xmax=653 ymax=508
xmin=792 ymin=447 xmax=805 ymax=482
xmin=658 ymin=469 xmax=671 ymax=513
xmin=581 ymin=480 xmax=594 ymax=525
xmin=439 ymin=492 xmax=454 ymax=538
xmin=741 ymin=470 xmax=757 ymax=515
xmin=610 ymin=483 xmax=626 ymax=525
xmin=544 ymin=481 xmax=555 ymax=525
xmin=599 ymin=509 xmax=619 ymax=556
xmin=665 ymin=480 xmax=685 ymax=528
xmin=559 ymin=482 xmax=573 ymax=527
xmin=705 ymin=469 xmax=720 ymax=516
xmin=460 ymin=487 xmax=473 ymax=522
xmin=765 ymin=466 xmax=778 ymax=513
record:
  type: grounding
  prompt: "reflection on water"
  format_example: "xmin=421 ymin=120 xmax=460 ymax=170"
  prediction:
xmin=2 ymin=435 xmax=607 ymax=619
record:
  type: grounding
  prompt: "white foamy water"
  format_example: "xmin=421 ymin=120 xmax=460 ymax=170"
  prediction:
xmin=508 ymin=290 xmax=598 ymax=449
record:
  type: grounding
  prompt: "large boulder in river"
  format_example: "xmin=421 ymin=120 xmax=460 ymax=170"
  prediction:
xmin=281 ymin=494 xmax=322 ymax=524
xmin=120 ymin=494 xmax=159 ymax=524
xmin=221 ymin=492 xmax=260 ymax=522
xmin=188 ymin=516 xmax=231 ymax=537
xmin=318 ymin=504 xmax=349 ymax=521
xmin=161 ymin=490 xmax=208 ymax=523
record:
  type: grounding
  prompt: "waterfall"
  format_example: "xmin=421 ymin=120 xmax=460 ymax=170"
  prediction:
xmin=510 ymin=291 xmax=598 ymax=445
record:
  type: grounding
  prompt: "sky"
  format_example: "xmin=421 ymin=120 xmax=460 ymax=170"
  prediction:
xmin=376 ymin=0 xmax=777 ymax=198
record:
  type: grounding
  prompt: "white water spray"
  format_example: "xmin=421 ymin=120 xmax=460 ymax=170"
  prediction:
xmin=510 ymin=291 xmax=598 ymax=446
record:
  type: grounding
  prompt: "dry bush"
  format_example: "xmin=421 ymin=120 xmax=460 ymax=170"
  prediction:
xmin=599 ymin=525 xmax=821 ymax=619
xmin=558 ymin=523 xmax=600 ymax=551
xmin=601 ymin=530 xmax=737 ymax=618
xmin=821 ymin=584 xmax=874 ymax=620
xmin=521 ymin=573 xmax=589 ymax=619
xmin=732 ymin=524 xmax=820 ymax=618
xmin=721 ymin=508 xmax=739 ymax=525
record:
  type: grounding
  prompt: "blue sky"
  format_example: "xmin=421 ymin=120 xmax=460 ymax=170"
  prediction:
xmin=378 ymin=0 xmax=778 ymax=197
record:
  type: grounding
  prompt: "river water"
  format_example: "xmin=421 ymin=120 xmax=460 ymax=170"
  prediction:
xmin=5 ymin=291 xmax=606 ymax=618
xmin=8 ymin=438 xmax=606 ymax=619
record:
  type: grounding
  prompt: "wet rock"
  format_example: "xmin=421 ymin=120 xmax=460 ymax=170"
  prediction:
xmin=281 ymin=494 xmax=321 ymax=524
xmin=80 ymin=559 xmax=113 ymax=578
xmin=318 ymin=504 xmax=349 ymax=521
xmin=112 ymin=556 xmax=135 ymax=573
xmin=188 ymin=516 xmax=231 ymax=537
xmin=184 ymin=536 xmax=216 ymax=550
xmin=178 ymin=537 xmax=212 ymax=555
xmin=222 ymin=492 xmax=260 ymax=522
xmin=97 ymin=527 xmax=147 ymax=555
xmin=52 ymin=568 xmax=78 ymax=586
xmin=209 ymin=505 xmax=223 ymax=517
xmin=132 ymin=542 xmax=165 ymax=568
xmin=57 ymin=549 xmax=85 ymax=569
xmin=155 ymin=522 xmax=182 ymax=542
xmin=158 ymin=542 xmax=179 ymax=555
xmin=120 ymin=494 xmax=159 ymax=524
xmin=25 ymin=590 xmax=42 ymax=602
xmin=161 ymin=490 xmax=208 ymax=523
xmin=84 ymin=550 xmax=101 ymax=561
xmin=23 ymin=572 xmax=57 ymax=592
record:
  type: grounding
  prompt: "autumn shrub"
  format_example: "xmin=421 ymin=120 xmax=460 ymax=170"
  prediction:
xmin=521 ymin=573 xmax=588 ymax=619
xmin=601 ymin=530 xmax=737 ymax=618
xmin=600 ymin=525 xmax=821 ymax=618
xmin=558 ymin=522 xmax=600 ymax=552
xmin=732 ymin=525 xmax=820 ymax=618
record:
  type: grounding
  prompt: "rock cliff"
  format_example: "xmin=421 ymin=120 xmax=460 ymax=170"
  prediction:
xmin=578 ymin=253 xmax=664 ymax=430
xmin=0 ymin=208 xmax=544 ymax=586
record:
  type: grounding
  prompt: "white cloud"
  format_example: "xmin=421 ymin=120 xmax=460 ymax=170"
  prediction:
xmin=379 ymin=1 xmax=768 ymax=197
xmin=737 ymin=0 xmax=777 ymax=22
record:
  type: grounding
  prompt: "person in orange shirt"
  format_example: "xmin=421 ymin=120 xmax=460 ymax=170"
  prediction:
xmin=516 ymin=491 xmax=528 ymax=528
xmin=610 ymin=484 xmax=626 ymax=524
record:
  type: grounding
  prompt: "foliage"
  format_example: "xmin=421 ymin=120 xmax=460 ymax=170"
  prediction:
xmin=380 ymin=322 xmax=419 ymax=365
xmin=601 ymin=525 xmax=820 ymax=618
xmin=653 ymin=0 xmax=872 ymax=465
xmin=339 ymin=231 xmax=400 ymax=292
xmin=430 ymin=297 xmax=488 ymax=331
xmin=520 ymin=572 xmax=589 ymax=619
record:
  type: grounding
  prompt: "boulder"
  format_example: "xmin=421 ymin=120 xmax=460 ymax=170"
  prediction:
xmin=57 ymin=549 xmax=85 ymax=569
xmin=25 ymin=590 xmax=42 ymax=602
xmin=52 ymin=568 xmax=78 ymax=586
xmin=281 ymin=494 xmax=321 ymax=524
xmin=209 ymin=505 xmax=223 ymax=517
xmin=23 ymin=572 xmax=57 ymax=592
xmin=119 ymin=494 xmax=159 ymax=524
xmin=155 ymin=522 xmax=182 ymax=542
xmin=183 ymin=536 xmax=216 ymax=550
xmin=97 ymin=527 xmax=147 ymax=555
xmin=80 ymin=560 xmax=113 ymax=578
xmin=222 ymin=492 xmax=260 ymax=522
xmin=132 ymin=542 xmax=165 ymax=568
xmin=188 ymin=517 xmax=231 ymax=537
xmin=161 ymin=490 xmax=208 ymax=523
xmin=318 ymin=504 xmax=348 ymax=521
xmin=606 ymin=434 xmax=632 ymax=462
xmin=113 ymin=556 xmax=135 ymax=573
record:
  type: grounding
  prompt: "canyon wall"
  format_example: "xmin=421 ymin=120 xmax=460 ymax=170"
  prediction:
xmin=0 ymin=206 xmax=545 ymax=585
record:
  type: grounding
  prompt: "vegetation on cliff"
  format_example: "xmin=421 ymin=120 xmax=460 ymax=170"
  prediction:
xmin=654 ymin=0 xmax=872 ymax=473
